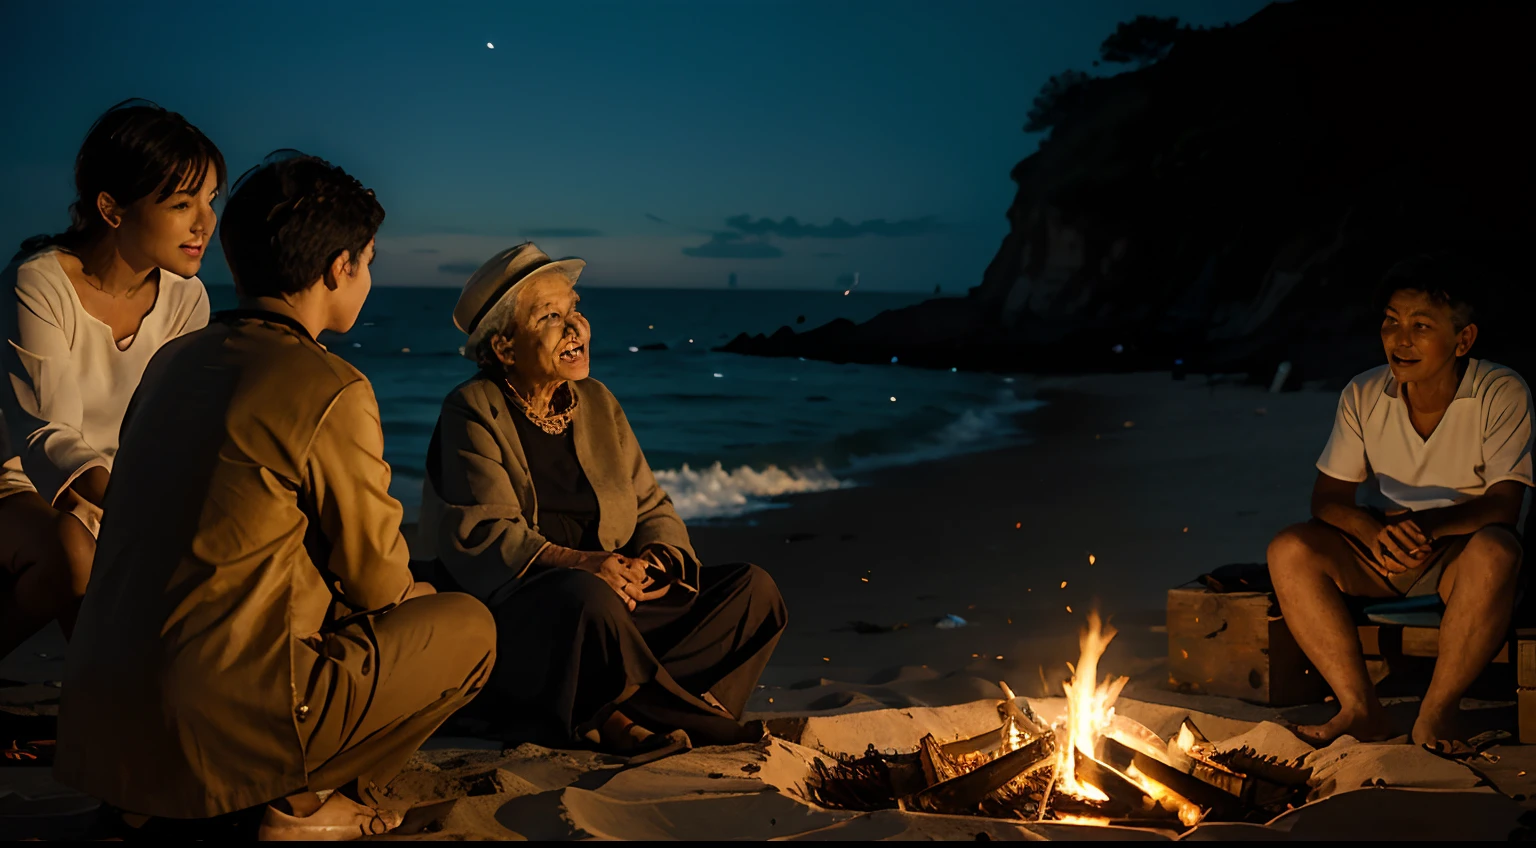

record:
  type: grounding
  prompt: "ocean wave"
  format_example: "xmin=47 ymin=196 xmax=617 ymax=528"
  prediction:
xmin=654 ymin=392 xmax=1044 ymax=520
xmin=844 ymin=393 xmax=1043 ymax=471
xmin=654 ymin=462 xmax=845 ymax=521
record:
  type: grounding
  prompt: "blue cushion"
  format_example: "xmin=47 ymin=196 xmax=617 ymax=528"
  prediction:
xmin=1363 ymin=594 xmax=1443 ymax=626
xmin=1362 ymin=587 xmax=1526 ymax=627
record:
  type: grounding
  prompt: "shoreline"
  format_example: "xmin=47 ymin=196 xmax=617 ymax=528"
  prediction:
xmin=681 ymin=371 xmax=1342 ymax=710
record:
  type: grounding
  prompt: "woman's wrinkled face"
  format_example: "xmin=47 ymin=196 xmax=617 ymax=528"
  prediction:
xmin=505 ymin=273 xmax=590 ymax=387
xmin=1380 ymin=288 xmax=1474 ymax=384
xmin=106 ymin=162 xmax=219 ymax=279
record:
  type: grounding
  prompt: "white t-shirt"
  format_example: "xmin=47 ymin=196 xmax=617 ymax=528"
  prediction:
xmin=1 ymin=249 xmax=210 ymax=508
xmin=1316 ymin=358 xmax=1535 ymax=515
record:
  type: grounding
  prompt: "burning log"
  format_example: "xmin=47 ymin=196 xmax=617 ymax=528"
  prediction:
xmin=1101 ymin=736 xmax=1241 ymax=821
xmin=906 ymin=731 xmax=1056 ymax=814
xmin=1164 ymin=718 xmax=1251 ymax=802
xmin=939 ymin=726 xmax=1005 ymax=759
xmin=997 ymin=681 xmax=1048 ymax=737
xmin=1071 ymin=747 xmax=1171 ymax=820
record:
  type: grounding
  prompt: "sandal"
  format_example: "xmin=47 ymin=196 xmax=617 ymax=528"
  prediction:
xmin=618 ymin=729 xmax=693 ymax=767
xmin=1422 ymin=729 xmax=1510 ymax=762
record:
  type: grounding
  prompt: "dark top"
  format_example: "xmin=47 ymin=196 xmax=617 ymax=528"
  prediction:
xmin=509 ymin=406 xmax=602 ymax=551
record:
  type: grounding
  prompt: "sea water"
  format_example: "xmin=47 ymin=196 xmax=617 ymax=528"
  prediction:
xmin=209 ymin=286 xmax=1041 ymax=521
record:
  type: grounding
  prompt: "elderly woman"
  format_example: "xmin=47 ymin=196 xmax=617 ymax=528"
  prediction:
xmin=417 ymin=243 xmax=786 ymax=760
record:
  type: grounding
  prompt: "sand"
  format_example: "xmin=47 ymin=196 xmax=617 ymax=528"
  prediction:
xmin=4 ymin=371 xmax=1535 ymax=840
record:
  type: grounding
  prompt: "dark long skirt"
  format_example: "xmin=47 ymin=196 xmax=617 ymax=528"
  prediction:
xmin=483 ymin=562 xmax=787 ymax=746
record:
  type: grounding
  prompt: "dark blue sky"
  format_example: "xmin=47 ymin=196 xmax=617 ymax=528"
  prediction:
xmin=1 ymin=0 xmax=1269 ymax=290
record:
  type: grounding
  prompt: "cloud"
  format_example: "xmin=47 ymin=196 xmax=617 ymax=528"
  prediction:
xmin=644 ymin=213 xmax=671 ymax=225
xmin=681 ymin=231 xmax=783 ymax=259
xmin=437 ymin=261 xmax=481 ymax=275
xmin=724 ymin=214 xmax=943 ymax=239
xmin=521 ymin=227 xmax=604 ymax=238
xmin=410 ymin=247 xmax=441 ymax=254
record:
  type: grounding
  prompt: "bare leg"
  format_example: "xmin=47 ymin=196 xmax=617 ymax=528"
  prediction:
xmin=54 ymin=512 xmax=96 ymax=638
xmin=0 ymin=492 xmax=81 ymax=657
xmin=1268 ymin=523 xmax=1396 ymax=744
xmin=1413 ymin=527 xmax=1522 ymax=747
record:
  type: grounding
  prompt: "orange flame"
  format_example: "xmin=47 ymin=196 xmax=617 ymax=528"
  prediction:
xmin=1046 ymin=609 xmax=1204 ymax=825
xmin=1054 ymin=610 xmax=1124 ymax=801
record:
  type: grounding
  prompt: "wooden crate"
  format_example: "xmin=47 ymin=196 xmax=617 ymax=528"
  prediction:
xmin=1520 ymin=630 xmax=1536 ymax=745
xmin=1518 ymin=629 xmax=1536 ymax=689
xmin=1167 ymin=587 xmax=1327 ymax=706
xmin=1358 ymin=625 xmax=1509 ymax=663
xmin=1521 ymin=688 xmax=1536 ymax=745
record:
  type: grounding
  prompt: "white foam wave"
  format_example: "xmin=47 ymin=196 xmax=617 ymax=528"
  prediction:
xmin=655 ymin=462 xmax=845 ymax=521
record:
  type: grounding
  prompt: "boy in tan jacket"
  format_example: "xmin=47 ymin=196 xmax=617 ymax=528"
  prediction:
xmin=56 ymin=152 xmax=496 ymax=839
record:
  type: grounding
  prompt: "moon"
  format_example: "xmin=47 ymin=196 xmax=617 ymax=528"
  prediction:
xmin=486 ymin=42 xmax=495 ymax=49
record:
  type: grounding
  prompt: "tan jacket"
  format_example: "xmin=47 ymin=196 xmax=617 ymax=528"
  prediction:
xmin=55 ymin=310 xmax=414 ymax=818
xmin=417 ymin=375 xmax=699 ymax=607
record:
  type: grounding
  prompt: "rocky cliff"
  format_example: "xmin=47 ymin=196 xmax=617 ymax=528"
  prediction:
xmin=720 ymin=0 xmax=1535 ymax=386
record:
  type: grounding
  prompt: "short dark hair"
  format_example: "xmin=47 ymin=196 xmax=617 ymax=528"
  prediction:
xmin=1374 ymin=252 xmax=1478 ymax=331
xmin=16 ymin=99 xmax=226 ymax=261
xmin=219 ymin=150 xmax=384 ymax=298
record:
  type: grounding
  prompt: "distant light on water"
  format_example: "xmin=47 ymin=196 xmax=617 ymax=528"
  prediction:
xmin=889 ymin=396 xmax=897 ymax=402
xmin=713 ymin=372 xmax=724 ymax=378
xmin=628 ymin=346 xmax=639 ymax=353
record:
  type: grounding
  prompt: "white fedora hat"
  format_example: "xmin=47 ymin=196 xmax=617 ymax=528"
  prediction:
xmin=452 ymin=242 xmax=586 ymax=334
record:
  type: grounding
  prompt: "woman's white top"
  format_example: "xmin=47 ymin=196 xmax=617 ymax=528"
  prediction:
xmin=0 ymin=249 xmax=210 ymax=512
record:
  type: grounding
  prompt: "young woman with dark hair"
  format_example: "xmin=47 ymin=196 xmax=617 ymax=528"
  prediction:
xmin=0 ymin=99 xmax=225 ymax=661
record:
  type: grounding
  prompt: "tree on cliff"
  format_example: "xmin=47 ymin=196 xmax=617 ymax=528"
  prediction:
xmin=1098 ymin=14 xmax=1182 ymax=66
xmin=1024 ymin=69 xmax=1093 ymax=133
xmin=1025 ymin=15 xmax=1184 ymax=134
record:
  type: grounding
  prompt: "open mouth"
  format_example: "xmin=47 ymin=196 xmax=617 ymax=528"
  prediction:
xmin=1390 ymin=353 xmax=1420 ymax=367
xmin=559 ymin=343 xmax=586 ymax=364
xmin=180 ymin=243 xmax=204 ymax=258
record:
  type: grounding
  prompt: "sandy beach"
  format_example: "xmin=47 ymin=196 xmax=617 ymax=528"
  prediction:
xmin=685 ymin=371 xmax=1341 ymax=711
xmin=7 ymin=371 xmax=1536 ymax=839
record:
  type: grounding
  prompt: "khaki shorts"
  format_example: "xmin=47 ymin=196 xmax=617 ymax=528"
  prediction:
xmin=1313 ymin=513 xmax=1521 ymax=598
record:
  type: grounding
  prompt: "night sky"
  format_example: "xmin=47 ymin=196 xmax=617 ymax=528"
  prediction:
xmin=1 ymin=0 xmax=1269 ymax=291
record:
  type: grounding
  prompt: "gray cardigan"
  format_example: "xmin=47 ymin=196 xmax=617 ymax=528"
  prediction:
xmin=416 ymin=375 xmax=700 ymax=606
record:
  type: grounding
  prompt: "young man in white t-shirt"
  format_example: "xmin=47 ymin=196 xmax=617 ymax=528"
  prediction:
xmin=1269 ymin=254 xmax=1533 ymax=751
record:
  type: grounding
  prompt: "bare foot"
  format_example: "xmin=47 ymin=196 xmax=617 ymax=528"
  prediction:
xmin=1411 ymin=705 xmax=1459 ymax=750
xmin=1291 ymin=707 xmax=1393 ymax=746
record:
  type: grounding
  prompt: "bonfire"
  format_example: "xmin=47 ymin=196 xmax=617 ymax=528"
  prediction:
xmin=807 ymin=611 xmax=1312 ymax=826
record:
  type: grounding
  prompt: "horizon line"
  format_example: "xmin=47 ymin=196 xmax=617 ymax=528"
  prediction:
xmin=203 ymin=282 xmax=962 ymax=295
